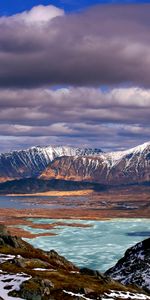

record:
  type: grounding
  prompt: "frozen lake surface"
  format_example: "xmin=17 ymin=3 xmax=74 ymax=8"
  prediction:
xmin=23 ymin=218 xmax=150 ymax=272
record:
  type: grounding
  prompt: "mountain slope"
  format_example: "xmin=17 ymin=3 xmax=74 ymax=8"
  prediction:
xmin=40 ymin=142 xmax=150 ymax=185
xmin=0 ymin=142 xmax=149 ymax=186
xmin=105 ymin=238 xmax=150 ymax=293
xmin=0 ymin=225 xmax=149 ymax=300
xmin=0 ymin=146 xmax=102 ymax=183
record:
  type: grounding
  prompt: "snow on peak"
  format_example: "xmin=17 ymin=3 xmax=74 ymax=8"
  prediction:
xmin=0 ymin=141 xmax=149 ymax=183
xmin=101 ymin=141 xmax=150 ymax=169
xmin=126 ymin=141 xmax=150 ymax=154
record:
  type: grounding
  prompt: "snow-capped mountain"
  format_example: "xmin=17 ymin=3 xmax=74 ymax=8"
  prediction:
xmin=105 ymin=237 xmax=150 ymax=293
xmin=0 ymin=142 xmax=149 ymax=185
xmin=0 ymin=145 xmax=102 ymax=183
xmin=40 ymin=142 xmax=150 ymax=185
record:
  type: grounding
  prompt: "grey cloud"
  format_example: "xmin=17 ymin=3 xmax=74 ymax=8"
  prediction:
xmin=0 ymin=87 xmax=149 ymax=126
xmin=0 ymin=5 xmax=150 ymax=87
xmin=0 ymin=123 xmax=149 ymax=153
xmin=0 ymin=86 xmax=149 ymax=152
xmin=0 ymin=4 xmax=150 ymax=152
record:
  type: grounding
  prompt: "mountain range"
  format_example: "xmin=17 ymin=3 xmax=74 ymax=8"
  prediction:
xmin=0 ymin=142 xmax=149 ymax=191
xmin=0 ymin=146 xmax=102 ymax=183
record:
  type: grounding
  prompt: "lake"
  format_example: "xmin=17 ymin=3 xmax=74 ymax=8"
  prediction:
xmin=22 ymin=218 xmax=150 ymax=272
xmin=0 ymin=195 xmax=88 ymax=209
xmin=0 ymin=195 xmax=149 ymax=272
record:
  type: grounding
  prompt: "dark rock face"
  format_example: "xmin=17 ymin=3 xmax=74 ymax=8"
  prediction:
xmin=0 ymin=225 xmax=23 ymax=248
xmin=105 ymin=238 xmax=150 ymax=293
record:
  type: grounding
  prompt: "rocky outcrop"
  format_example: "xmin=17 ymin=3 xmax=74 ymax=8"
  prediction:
xmin=0 ymin=225 xmax=77 ymax=272
xmin=0 ymin=225 xmax=149 ymax=300
xmin=0 ymin=224 xmax=29 ymax=249
xmin=105 ymin=238 xmax=150 ymax=293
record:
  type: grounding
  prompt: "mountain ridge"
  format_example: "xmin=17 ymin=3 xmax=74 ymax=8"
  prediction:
xmin=0 ymin=145 xmax=103 ymax=183
xmin=40 ymin=142 xmax=150 ymax=185
xmin=0 ymin=141 xmax=149 ymax=186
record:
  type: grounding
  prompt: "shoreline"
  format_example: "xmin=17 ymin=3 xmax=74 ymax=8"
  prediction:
xmin=0 ymin=187 xmax=149 ymax=239
xmin=4 ymin=189 xmax=93 ymax=197
xmin=0 ymin=206 xmax=149 ymax=239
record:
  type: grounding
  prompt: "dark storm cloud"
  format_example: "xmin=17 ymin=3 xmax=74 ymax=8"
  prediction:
xmin=0 ymin=4 xmax=150 ymax=87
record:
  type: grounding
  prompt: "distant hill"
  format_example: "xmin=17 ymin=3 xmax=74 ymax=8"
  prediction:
xmin=0 ymin=178 xmax=106 ymax=194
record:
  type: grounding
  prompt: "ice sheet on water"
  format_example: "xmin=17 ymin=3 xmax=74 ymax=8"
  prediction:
xmin=23 ymin=218 xmax=150 ymax=272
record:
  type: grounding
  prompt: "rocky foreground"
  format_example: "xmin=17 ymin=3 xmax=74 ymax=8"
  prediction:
xmin=106 ymin=237 xmax=150 ymax=293
xmin=0 ymin=225 xmax=150 ymax=300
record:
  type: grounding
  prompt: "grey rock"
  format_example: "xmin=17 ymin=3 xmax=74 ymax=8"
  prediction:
xmin=105 ymin=238 xmax=150 ymax=292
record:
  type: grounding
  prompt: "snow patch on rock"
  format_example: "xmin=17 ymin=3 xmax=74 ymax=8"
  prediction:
xmin=0 ymin=270 xmax=31 ymax=300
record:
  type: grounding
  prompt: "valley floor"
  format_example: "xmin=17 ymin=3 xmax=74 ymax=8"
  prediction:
xmin=0 ymin=186 xmax=149 ymax=238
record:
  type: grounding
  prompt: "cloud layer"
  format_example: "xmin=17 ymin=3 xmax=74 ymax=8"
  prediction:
xmin=0 ymin=4 xmax=150 ymax=87
xmin=0 ymin=86 xmax=150 ymax=152
xmin=0 ymin=4 xmax=149 ymax=152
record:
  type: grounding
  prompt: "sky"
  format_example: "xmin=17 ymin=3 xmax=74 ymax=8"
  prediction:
xmin=0 ymin=0 xmax=150 ymax=15
xmin=0 ymin=1 xmax=150 ymax=153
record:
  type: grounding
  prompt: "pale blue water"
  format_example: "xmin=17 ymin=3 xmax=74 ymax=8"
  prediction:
xmin=23 ymin=218 xmax=150 ymax=272
xmin=1 ymin=196 xmax=149 ymax=272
